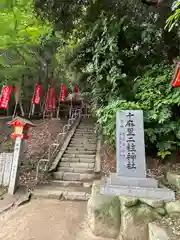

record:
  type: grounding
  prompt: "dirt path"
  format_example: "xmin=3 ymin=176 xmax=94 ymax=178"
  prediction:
xmin=0 ymin=199 xmax=110 ymax=240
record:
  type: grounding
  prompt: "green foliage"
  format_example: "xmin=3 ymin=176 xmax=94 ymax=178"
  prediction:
xmin=135 ymin=64 xmax=180 ymax=158
xmin=166 ymin=1 xmax=180 ymax=31
xmin=0 ymin=0 xmax=53 ymax=92
xmin=0 ymin=0 xmax=51 ymax=50
xmin=96 ymin=100 xmax=141 ymax=147
xmin=96 ymin=64 xmax=180 ymax=158
xmin=64 ymin=11 xmax=167 ymax=105
xmin=2 ymin=0 xmax=178 ymax=159
xmin=46 ymin=0 xmax=180 ymax=159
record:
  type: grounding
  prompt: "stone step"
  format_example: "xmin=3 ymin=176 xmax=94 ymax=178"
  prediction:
xmin=68 ymin=145 xmax=96 ymax=150
xmin=69 ymin=142 xmax=97 ymax=146
xmin=53 ymin=171 xmax=95 ymax=181
xmin=78 ymin=124 xmax=94 ymax=126
xmin=76 ymin=126 xmax=95 ymax=132
xmin=71 ymin=136 xmax=97 ymax=142
xmin=75 ymin=130 xmax=95 ymax=133
xmin=74 ymin=134 xmax=95 ymax=137
xmin=78 ymin=127 xmax=94 ymax=129
xmin=66 ymin=147 xmax=96 ymax=151
xmin=68 ymin=143 xmax=96 ymax=147
xmin=71 ymin=137 xmax=97 ymax=143
xmin=72 ymin=138 xmax=96 ymax=142
xmin=73 ymin=132 xmax=96 ymax=135
xmin=80 ymin=120 xmax=94 ymax=122
xmin=75 ymin=129 xmax=95 ymax=132
xmin=51 ymin=180 xmax=93 ymax=188
xmin=76 ymin=129 xmax=94 ymax=130
xmin=80 ymin=122 xmax=94 ymax=124
xmin=79 ymin=123 xmax=94 ymax=125
xmin=75 ymin=133 xmax=95 ymax=136
xmin=67 ymin=145 xmax=96 ymax=149
xmin=71 ymin=139 xmax=96 ymax=143
xmin=61 ymin=157 xmax=95 ymax=163
xmin=75 ymin=137 xmax=95 ymax=141
xmin=57 ymin=167 xmax=94 ymax=173
xmin=65 ymin=150 xmax=96 ymax=155
xmin=76 ymin=129 xmax=95 ymax=132
xmin=72 ymin=135 xmax=95 ymax=139
xmin=78 ymin=125 xmax=94 ymax=127
xmin=76 ymin=130 xmax=94 ymax=133
xmin=63 ymin=153 xmax=95 ymax=159
xmin=60 ymin=162 xmax=94 ymax=169
xmin=70 ymin=140 xmax=97 ymax=144
xmin=78 ymin=122 xmax=94 ymax=124
xmin=70 ymin=136 xmax=95 ymax=141
xmin=32 ymin=184 xmax=91 ymax=201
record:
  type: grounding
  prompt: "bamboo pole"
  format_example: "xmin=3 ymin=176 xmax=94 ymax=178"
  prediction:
xmin=56 ymin=102 xmax=60 ymax=119
xmin=28 ymin=85 xmax=36 ymax=118
xmin=13 ymin=85 xmax=24 ymax=117
xmin=43 ymin=85 xmax=50 ymax=119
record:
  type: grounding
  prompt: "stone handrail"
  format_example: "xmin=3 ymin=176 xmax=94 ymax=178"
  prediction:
xmin=47 ymin=114 xmax=81 ymax=171
xmin=49 ymin=115 xmax=81 ymax=172
xmin=35 ymin=109 xmax=82 ymax=182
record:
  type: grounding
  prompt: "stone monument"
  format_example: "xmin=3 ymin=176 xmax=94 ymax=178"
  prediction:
xmin=100 ymin=110 xmax=175 ymax=201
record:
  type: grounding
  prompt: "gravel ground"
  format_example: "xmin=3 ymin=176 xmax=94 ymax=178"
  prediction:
xmin=100 ymin=145 xmax=180 ymax=179
xmin=19 ymin=119 xmax=66 ymax=189
xmin=0 ymin=199 xmax=113 ymax=240
xmin=153 ymin=216 xmax=180 ymax=240
xmin=1 ymin=121 xmax=180 ymax=239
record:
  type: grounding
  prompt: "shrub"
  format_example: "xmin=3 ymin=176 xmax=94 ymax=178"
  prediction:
xmin=96 ymin=100 xmax=141 ymax=147
xmin=95 ymin=63 xmax=180 ymax=159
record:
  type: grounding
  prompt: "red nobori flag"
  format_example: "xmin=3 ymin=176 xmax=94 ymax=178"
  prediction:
xmin=0 ymin=85 xmax=12 ymax=109
xmin=45 ymin=88 xmax=56 ymax=111
xmin=60 ymin=84 xmax=67 ymax=102
xmin=172 ymin=67 xmax=180 ymax=87
xmin=32 ymin=84 xmax=42 ymax=104
xmin=73 ymin=87 xmax=79 ymax=93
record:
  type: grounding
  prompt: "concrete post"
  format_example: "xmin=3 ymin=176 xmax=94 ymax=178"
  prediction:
xmin=8 ymin=136 xmax=22 ymax=195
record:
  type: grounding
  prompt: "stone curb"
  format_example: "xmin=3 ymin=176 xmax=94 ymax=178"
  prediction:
xmin=15 ymin=191 xmax=31 ymax=207
xmin=31 ymin=190 xmax=90 ymax=201
xmin=0 ymin=189 xmax=31 ymax=215
xmin=0 ymin=202 xmax=15 ymax=215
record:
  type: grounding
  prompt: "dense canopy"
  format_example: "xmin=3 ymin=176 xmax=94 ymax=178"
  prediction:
xmin=1 ymin=0 xmax=180 ymax=158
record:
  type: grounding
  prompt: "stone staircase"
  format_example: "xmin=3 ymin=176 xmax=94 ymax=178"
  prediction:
xmin=32 ymin=117 xmax=99 ymax=201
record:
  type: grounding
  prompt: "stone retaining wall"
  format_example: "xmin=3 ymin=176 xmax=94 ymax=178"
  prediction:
xmin=87 ymin=181 xmax=179 ymax=240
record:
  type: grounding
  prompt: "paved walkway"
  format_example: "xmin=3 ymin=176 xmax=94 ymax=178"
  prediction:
xmin=0 ymin=199 xmax=109 ymax=240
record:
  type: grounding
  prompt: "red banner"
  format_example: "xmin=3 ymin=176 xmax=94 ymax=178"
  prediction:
xmin=60 ymin=84 xmax=67 ymax=102
xmin=172 ymin=68 xmax=180 ymax=87
xmin=73 ymin=87 xmax=79 ymax=93
xmin=32 ymin=84 xmax=42 ymax=104
xmin=45 ymin=88 xmax=56 ymax=111
xmin=0 ymin=85 xmax=12 ymax=109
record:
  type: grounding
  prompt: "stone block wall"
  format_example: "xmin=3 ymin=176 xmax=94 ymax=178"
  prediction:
xmin=87 ymin=181 xmax=179 ymax=240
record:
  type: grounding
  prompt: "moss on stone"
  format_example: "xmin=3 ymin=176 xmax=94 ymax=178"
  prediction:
xmin=87 ymin=180 xmax=121 ymax=238
xmin=165 ymin=200 xmax=180 ymax=217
